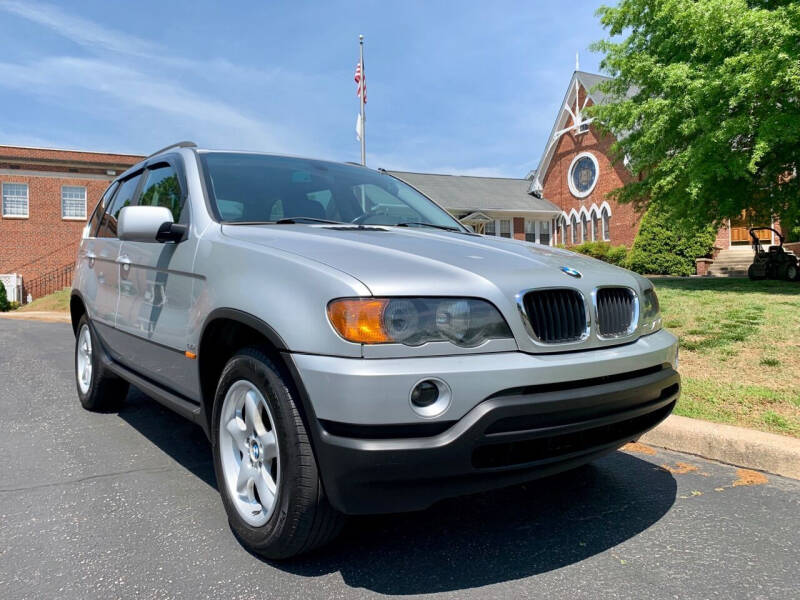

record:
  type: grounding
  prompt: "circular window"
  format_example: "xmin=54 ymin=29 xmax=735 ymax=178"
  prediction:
xmin=568 ymin=153 xmax=599 ymax=198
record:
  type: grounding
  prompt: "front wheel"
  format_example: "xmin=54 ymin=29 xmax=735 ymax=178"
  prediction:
xmin=212 ymin=348 xmax=344 ymax=559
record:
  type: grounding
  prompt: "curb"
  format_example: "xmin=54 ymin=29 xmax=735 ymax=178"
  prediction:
xmin=640 ymin=415 xmax=800 ymax=480
xmin=0 ymin=311 xmax=71 ymax=323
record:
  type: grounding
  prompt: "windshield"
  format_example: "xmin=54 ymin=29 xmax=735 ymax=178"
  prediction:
xmin=199 ymin=152 xmax=466 ymax=230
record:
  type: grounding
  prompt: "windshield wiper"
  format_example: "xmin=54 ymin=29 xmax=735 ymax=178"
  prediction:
xmin=275 ymin=217 xmax=345 ymax=225
xmin=394 ymin=221 xmax=467 ymax=233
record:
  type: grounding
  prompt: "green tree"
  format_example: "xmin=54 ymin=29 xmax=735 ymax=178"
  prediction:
xmin=589 ymin=0 xmax=800 ymax=232
xmin=0 ymin=280 xmax=9 ymax=312
xmin=627 ymin=207 xmax=718 ymax=275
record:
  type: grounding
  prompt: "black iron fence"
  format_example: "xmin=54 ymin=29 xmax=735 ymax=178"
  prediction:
xmin=24 ymin=263 xmax=75 ymax=302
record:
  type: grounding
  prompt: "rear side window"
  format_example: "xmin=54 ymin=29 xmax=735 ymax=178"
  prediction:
xmin=96 ymin=173 xmax=142 ymax=238
xmin=88 ymin=182 xmax=118 ymax=236
xmin=138 ymin=164 xmax=183 ymax=222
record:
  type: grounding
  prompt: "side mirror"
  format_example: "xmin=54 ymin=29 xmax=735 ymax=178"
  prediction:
xmin=118 ymin=205 xmax=187 ymax=243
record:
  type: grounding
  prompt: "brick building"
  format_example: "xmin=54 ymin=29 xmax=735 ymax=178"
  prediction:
xmin=0 ymin=145 xmax=142 ymax=298
xmin=528 ymin=71 xmax=784 ymax=255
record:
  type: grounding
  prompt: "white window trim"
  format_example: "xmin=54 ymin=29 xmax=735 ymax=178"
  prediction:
xmin=2 ymin=182 xmax=29 ymax=219
xmin=61 ymin=185 xmax=88 ymax=221
xmin=567 ymin=151 xmax=599 ymax=198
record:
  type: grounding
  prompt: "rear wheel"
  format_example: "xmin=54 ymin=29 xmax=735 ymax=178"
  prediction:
xmin=747 ymin=264 xmax=764 ymax=281
xmin=785 ymin=263 xmax=798 ymax=281
xmin=74 ymin=315 xmax=129 ymax=411
xmin=211 ymin=348 xmax=344 ymax=559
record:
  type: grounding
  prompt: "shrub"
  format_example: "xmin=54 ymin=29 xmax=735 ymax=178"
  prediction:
xmin=570 ymin=241 xmax=629 ymax=267
xmin=0 ymin=280 xmax=8 ymax=312
xmin=8 ymin=301 xmax=20 ymax=310
xmin=627 ymin=207 xmax=717 ymax=276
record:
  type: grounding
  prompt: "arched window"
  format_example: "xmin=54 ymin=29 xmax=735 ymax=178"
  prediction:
xmin=571 ymin=215 xmax=578 ymax=244
xmin=581 ymin=214 xmax=588 ymax=242
xmin=602 ymin=207 xmax=611 ymax=241
xmin=561 ymin=217 xmax=568 ymax=245
xmin=592 ymin=211 xmax=600 ymax=241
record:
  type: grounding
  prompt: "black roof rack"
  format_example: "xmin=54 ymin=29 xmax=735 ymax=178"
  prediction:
xmin=147 ymin=141 xmax=197 ymax=159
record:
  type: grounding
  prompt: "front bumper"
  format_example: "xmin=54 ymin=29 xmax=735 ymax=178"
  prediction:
xmin=310 ymin=364 xmax=679 ymax=514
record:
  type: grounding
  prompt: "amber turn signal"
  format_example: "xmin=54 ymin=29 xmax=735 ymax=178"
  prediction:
xmin=327 ymin=298 xmax=391 ymax=343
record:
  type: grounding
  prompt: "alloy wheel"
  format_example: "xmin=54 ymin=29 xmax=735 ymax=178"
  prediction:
xmin=218 ymin=380 xmax=281 ymax=526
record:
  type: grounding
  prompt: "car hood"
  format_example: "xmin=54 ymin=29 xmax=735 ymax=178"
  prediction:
xmin=220 ymin=224 xmax=641 ymax=298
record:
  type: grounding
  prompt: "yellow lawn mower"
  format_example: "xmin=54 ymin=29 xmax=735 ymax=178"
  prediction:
xmin=747 ymin=227 xmax=799 ymax=281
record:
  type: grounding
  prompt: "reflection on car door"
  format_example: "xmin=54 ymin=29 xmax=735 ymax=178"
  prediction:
xmin=114 ymin=161 xmax=200 ymax=400
xmin=86 ymin=174 xmax=143 ymax=350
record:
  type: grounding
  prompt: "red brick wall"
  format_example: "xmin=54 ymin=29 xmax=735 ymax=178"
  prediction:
xmin=0 ymin=146 xmax=141 ymax=292
xmin=540 ymin=87 xmax=643 ymax=248
xmin=0 ymin=175 xmax=112 ymax=286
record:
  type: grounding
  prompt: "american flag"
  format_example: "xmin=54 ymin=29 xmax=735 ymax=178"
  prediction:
xmin=354 ymin=62 xmax=366 ymax=103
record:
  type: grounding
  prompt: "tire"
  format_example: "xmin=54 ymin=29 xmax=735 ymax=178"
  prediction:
xmin=74 ymin=315 xmax=129 ymax=411
xmin=211 ymin=347 xmax=344 ymax=559
xmin=776 ymin=263 xmax=790 ymax=281
xmin=747 ymin=264 xmax=762 ymax=281
xmin=785 ymin=263 xmax=798 ymax=282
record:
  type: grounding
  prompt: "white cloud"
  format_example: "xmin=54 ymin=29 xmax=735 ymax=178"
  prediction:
xmin=0 ymin=57 xmax=294 ymax=151
xmin=0 ymin=0 xmax=157 ymax=57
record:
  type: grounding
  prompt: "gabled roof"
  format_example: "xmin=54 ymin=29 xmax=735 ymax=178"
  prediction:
xmin=388 ymin=171 xmax=561 ymax=215
xmin=531 ymin=71 xmax=630 ymax=195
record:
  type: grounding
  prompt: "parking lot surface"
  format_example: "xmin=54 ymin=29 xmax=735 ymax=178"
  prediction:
xmin=1 ymin=319 xmax=798 ymax=599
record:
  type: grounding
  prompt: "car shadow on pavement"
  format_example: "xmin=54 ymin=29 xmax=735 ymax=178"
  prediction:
xmin=119 ymin=387 xmax=677 ymax=595
xmin=280 ymin=453 xmax=677 ymax=595
xmin=118 ymin=387 xmax=218 ymax=489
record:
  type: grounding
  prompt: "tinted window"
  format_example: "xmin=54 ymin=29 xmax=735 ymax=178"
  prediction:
xmin=200 ymin=153 xmax=463 ymax=229
xmin=138 ymin=164 xmax=183 ymax=222
xmin=88 ymin=182 xmax=118 ymax=236
xmin=97 ymin=173 xmax=141 ymax=238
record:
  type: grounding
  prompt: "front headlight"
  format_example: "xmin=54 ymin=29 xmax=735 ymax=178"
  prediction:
xmin=639 ymin=286 xmax=662 ymax=334
xmin=327 ymin=297 xmax=512 ymax=347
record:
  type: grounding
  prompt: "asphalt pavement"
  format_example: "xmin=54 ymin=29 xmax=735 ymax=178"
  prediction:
xmin=1 ymin=318 xmax=798 ymax=599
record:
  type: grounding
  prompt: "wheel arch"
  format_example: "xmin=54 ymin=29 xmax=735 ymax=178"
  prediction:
xmin=70 ymin=291 xmax=87 ymax=335
xmin=197 ymin=309 xmax=314 ymax=434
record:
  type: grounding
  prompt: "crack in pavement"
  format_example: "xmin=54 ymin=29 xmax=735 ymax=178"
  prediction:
xmin=0 ymin=463 xmax=208 ymax=495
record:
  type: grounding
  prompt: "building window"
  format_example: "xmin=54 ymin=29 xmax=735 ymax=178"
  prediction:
xmin=571 ymin=215 xmax=578 ymax=244
xmin=539 ymin=220 xmax=551 ymax=246
xmin=499 ymin=219 xmax=511 ymax=238
xmin=581 ymin=214 xmax=588 ymax=242
xmin=2 ymin=182 xmax=29 ymax=218
xmin=485 ymin=220 xmax=496 ymax=236
xmin=568 ymin=152 xmax=599 ymax=198
xmin=62 ymin=185 xmax=87 ymax=220
xmin=592 ymin=212 xmax=599 ymax=241
xmin=602 ymin=207 xmax=611 ymax=241
xmin=561 ymin=217 xmax=567 ymax=245
xmin=525 ymin=220 xmax=536 ymax=242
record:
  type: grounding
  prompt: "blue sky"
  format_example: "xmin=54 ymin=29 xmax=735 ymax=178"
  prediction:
xmin=0 ymin=0 xmax=609 ymax=177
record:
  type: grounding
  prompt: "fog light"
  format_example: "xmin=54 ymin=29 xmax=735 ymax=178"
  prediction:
xmin=409 ymin=378 xmax=451 ymax=418
xmin=410 ymin=380 xmax=439 ymax=407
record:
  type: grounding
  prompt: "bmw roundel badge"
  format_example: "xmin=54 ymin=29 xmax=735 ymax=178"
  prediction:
xmin=560 ymin=266 xmax=582 ymax=279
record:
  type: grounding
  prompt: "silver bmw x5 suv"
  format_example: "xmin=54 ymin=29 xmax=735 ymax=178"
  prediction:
xmin=71 ymin=142 xmax=679 ymax=558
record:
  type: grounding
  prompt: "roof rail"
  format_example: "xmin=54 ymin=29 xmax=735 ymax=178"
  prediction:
xmin=147 ymin=141 xmax=197 ymax=159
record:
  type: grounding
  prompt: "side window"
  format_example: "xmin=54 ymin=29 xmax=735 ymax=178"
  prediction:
xmin=97 ymin=173 xmax=142 ymax=238
xmin=138 ymin=164 xmax=183 ymax=222
xmin=88 ymin=182 xmax=118 ymax=236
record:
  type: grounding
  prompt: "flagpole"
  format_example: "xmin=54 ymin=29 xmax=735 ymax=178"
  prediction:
xmin=359 ymin=34 xmax=366 ymax=166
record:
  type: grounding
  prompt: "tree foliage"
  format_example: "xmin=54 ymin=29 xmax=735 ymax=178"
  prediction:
xmin=589 ymin=0 xmax=800 ymax=232
xmin=0 ymin=280 xmax=9 ymax=312
xmin=627 ymin=206 xmax=718 ymax=275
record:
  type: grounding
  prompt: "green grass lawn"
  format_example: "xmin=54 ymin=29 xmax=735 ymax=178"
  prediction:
xmin=15 ymin=287 xmax=71 ymax=313
xmin=652 ymin=278 xmax=800 ymax=437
